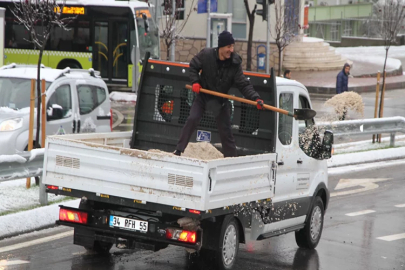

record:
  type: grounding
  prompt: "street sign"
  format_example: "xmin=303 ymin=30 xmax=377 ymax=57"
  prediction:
xmin=197 ymin=0 xmax=217 ymax=14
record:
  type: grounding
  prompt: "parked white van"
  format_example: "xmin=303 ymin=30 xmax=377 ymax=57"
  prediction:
xmin=0 ymin=64 xmax=111 ymax=155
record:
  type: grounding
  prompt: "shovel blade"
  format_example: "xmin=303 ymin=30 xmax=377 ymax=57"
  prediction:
xmin=294 ymin=108 xmax=317 ymax=120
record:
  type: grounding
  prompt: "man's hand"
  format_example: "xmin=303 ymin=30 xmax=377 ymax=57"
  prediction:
xmin=192 ymin=83 xmax=201 ymax=94
xmin=256 ymin=99 xmax=264 ymax=110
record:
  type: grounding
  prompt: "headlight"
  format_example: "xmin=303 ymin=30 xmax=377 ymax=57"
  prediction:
xmin=0 ymin=118 xmax=23 ymax=131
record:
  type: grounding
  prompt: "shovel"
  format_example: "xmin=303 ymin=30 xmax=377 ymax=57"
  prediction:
xmin=185 ymin=85 xmax=316 ymax=120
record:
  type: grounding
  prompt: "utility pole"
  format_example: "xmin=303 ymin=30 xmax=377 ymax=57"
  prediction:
xmin=171 ymin=0 xmax=176 ymax=61
xmin=266 ymin=3 xmax=270 ymax=74
xmin=206 ymin=0 xmax=211 ymax=48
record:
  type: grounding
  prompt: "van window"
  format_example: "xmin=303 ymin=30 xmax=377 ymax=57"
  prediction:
xmin=299 ymin=95 xmax=321 ymax=158
xmin=47 ymin=84 xmax=72 ymax=120
xmin=278 ymin=93 xmax=293 ymax=145
xmin=77 ymin=85 xmax=107 ymax=115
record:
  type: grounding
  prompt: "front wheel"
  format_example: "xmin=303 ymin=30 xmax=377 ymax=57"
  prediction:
xmin=295 ymin=196 xmax=324 ymax=249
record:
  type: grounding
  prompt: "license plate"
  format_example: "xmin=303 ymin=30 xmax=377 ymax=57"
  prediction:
xmin=109 ymin=215 xmax=148 ymax=232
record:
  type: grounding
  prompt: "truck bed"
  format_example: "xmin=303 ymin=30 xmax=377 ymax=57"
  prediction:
xmin=42 ymin=132 xmax=276 ymax=211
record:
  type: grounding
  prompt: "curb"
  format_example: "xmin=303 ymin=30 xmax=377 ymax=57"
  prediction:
xmin=327 ymin=146 xmax=405 ymax=168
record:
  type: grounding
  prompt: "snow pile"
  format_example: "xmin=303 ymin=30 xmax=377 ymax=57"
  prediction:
xmin=109 ymin=92 xmax=137 ymax=103
xmin=0 ymin=179 xmax=69 ymax=215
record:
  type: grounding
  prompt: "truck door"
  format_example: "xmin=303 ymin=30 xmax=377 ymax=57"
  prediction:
xmin=45 ymin=81 xmax=76 ymax=137
xmin=274 ymin=90 xmax=298 ymax=202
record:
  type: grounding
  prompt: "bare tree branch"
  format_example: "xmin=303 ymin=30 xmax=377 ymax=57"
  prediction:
xmin=160 ymin=0 xmax=196 ymax=60
xmin=271 ymin=1 xmax=300 ymax=76
xmin=11 ymin=0 xmax=71 ymax=149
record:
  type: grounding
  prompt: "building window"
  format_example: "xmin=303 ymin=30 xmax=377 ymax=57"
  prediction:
xmin=232 ymin=1 xmax=246 ymax=39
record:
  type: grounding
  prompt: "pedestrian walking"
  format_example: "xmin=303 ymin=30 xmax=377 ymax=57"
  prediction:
xmin=173 ymin=31 xmax=264 ymax=157
xmin=336 ymin=63 xmax=350 ymax=94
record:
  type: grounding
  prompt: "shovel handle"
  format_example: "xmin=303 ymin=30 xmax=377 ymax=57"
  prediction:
xmin=185 ymin=84 xmax=294 ymax=118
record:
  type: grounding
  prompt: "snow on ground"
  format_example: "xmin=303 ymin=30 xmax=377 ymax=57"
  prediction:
xmin=109 ymin=92 xmax=137 ymax=102
xmin=336 ymin=46 xmax=403 ymax=71
xmin=0 ymin=178 xmax=71 ymax=215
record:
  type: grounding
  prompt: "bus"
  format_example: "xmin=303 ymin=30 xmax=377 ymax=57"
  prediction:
xmin=2 ymin=0 xmax=160 ymax=90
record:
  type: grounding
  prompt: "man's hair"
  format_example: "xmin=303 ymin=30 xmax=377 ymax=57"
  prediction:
xmin=284 ymin=70 xmax=291 ymax=77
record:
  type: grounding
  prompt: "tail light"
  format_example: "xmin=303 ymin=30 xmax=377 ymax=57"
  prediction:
xmin=166 ymin=228 xmax=196 ymax=244
xmin=110 ymin=109 xmax=113 ymax=132
xmin=47 ymin=185 xmax=59 ymax=190
xmin=59 ymin=208 xmax=88 ymax=224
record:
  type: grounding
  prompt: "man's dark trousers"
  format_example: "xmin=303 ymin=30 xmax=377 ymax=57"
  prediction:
xmin=176 ymin=95 xmax=237 ymax=157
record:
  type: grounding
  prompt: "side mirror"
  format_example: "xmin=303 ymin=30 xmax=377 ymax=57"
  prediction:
xmin=47 ymin=104 xmax=64 ymax=120
xmin=142 ymin=13 xmax=149 ymax=33
xmin=321 ymin=130 xmax=334 ymax=159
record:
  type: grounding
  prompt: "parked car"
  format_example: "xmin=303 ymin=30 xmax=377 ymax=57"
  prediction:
xmin=0 ymin=64 xmax=112 ymax=155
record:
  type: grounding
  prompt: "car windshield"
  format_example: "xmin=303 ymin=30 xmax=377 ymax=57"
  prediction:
xmin=0 ymin=78 xmax=51 ymax=110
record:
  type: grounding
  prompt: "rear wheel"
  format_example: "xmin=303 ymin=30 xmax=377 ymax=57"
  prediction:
xmin=197 ymin=216 xmax=239 ymax=270
xmin=295 ymin=196 xmax=324 ymax=249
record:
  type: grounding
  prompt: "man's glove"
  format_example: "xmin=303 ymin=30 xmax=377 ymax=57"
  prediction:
xmin=192 ymin=83 xmax=201 ymax=94
xmin=256 ymin=99 xmax=264 ymax=110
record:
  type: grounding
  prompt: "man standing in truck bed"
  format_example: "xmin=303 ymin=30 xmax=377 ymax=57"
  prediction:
xmin=174 ymin=31 xmax=264 ymax=157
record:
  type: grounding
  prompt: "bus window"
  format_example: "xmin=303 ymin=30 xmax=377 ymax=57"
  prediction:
xmin=50 ymin=19 xmax=90 ymax=52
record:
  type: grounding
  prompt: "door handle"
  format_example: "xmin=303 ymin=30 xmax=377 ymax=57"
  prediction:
xmin=277 ymin=161 xmax=284 ymax=166
xmin=77 ymin=120 xmax=81 ymax=133
xmin=73 ymin=120 xmax=76 ymax=133
xmin=297 ymin=159 xmax=303 ymax=164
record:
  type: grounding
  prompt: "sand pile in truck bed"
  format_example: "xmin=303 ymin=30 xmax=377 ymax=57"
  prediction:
xmin=149 ymin=142 xmax=224 ymax=160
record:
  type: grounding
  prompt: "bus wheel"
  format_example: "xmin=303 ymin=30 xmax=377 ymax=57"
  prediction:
xmin=57 ymin=61 xmax=82 ymax=69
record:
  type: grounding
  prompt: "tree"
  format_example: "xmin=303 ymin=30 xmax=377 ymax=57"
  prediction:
xmin=12 ymin=0 xmax=70 ymax=149
xmin=160 ymin=0 xmax=196 ymax=61
xmin=244 ymin=0 xmax=257 ymax=71
xmin=271 ymin=0 xmax=300 ymax=76
xmin=376 ymin=0 xmax=405 ymax=119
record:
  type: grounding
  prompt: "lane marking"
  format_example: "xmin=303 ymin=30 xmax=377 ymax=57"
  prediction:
xmin=346 ymin=210 xmax=376 ymax=216
xmin=0 ymin=260 xmax=30 ymax=266
xmin=331 ymin=178 xmax=392 ymax=197
xmin=377 ymin=233 xmax=405 ymax=241
xmin=0 ymin=231 xmax=73 ymax=254
xmin=395 ymin=204 xmax=405 ymax=208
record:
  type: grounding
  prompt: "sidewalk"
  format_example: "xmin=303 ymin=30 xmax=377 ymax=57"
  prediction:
xmin=292 ymin=53 xmax=405 ymax=95
xmin=1 ymin=138 xmax=405 ymax=240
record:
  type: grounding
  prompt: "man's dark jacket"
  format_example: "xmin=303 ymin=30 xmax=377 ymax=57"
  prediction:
xmin=336 ymin=63 xmax=350 ymax=94
xmin=189 ymin=47 xmax=260 ymax=101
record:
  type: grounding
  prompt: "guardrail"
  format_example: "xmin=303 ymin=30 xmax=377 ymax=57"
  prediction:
xmin=1 ymin=116 xmax=404 ymax=206
xmin=318 ymin=116 xmax=405 ymax=147
xmin=0 ymin=149 xmax=47 ymax=205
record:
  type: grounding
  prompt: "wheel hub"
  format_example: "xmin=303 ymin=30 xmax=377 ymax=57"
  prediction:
xmin=310 ymin=206 xmax=322 ymax=240
xmin=222 ymin=224 xmax=237 ymax=266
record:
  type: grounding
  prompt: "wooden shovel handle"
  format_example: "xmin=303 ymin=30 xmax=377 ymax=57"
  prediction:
xmin=185 ymin=85 xmax=294 ymax=117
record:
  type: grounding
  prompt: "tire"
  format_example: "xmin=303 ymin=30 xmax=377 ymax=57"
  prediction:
xmin=295 ymin=196 xmax=324 ymax=249
xmin=198 ymin=216 xmax=239 ymax=270
xmin=57 ymin=61 xmax=81 ymax=69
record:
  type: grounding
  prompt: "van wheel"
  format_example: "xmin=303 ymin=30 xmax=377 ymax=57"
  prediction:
xmin=295 ymin=196 xmax=324 ymax=249
xmin=197 ymin=216 xmax=239 ymax=270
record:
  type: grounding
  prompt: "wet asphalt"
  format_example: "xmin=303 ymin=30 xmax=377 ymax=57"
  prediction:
xmin=1 ymin=161 xmax=404 ymax=270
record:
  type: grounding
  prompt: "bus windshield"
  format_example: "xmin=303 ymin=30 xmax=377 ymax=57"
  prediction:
xmin=135 ymin=8 xmax=159 ymax=59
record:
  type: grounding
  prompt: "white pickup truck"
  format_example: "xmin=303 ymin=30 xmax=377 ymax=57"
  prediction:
xmin=42 ymin=59 xmax=333 ymax=270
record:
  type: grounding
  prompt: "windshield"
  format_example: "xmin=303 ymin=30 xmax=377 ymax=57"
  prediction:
xmin=0 ymin=78 xmax=51 ymax=110
xmin=134 ymin=8 xmax=160 ymax=59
